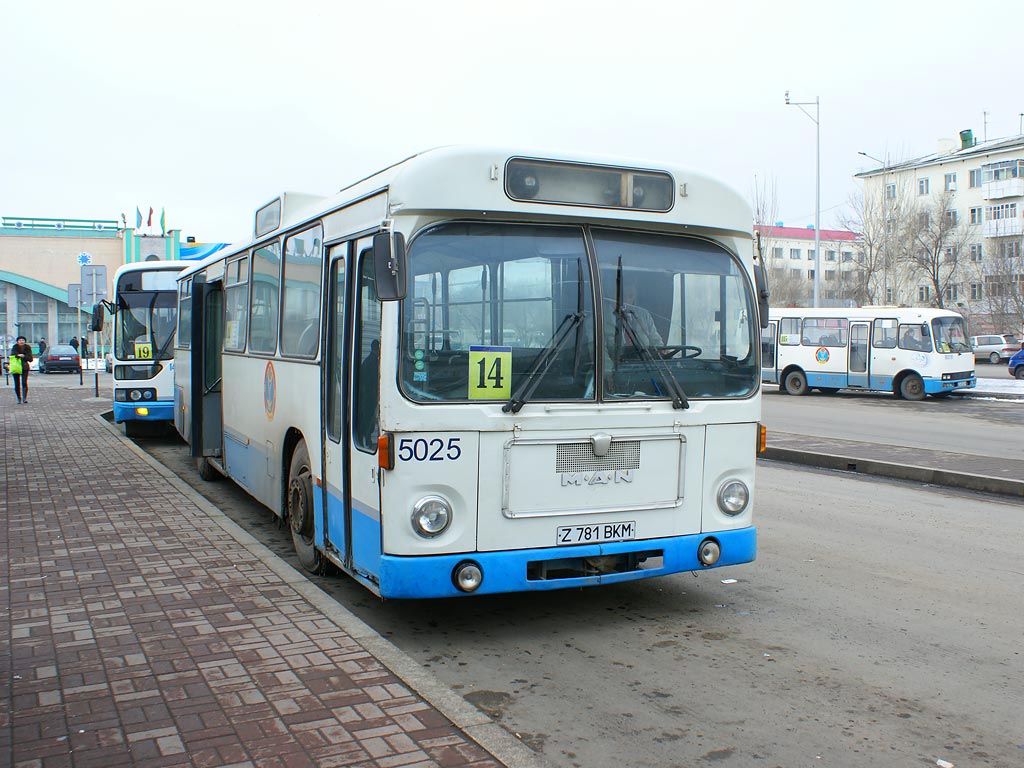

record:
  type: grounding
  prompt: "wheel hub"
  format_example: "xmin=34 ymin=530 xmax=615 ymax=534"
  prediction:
xmin=289 ymin=475 xmax=312 ymax=537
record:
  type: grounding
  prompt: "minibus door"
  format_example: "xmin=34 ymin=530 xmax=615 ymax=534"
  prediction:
xmin=848 ymin=322 xmax=869 ymax=388
xmin=761 ymin=321 xmax=778 ymax=383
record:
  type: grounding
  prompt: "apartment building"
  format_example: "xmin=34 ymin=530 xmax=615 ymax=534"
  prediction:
xmin=855 ymin=131 xmax=1024 ymax=334
xmin=754 ymin=224 xmax=860 ymax=307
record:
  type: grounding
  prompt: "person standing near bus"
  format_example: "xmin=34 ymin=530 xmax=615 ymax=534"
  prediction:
xmin=10 ymin=335 xmax=33 ymax=404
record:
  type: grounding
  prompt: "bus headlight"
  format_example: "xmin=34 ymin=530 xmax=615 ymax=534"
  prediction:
xmin=717 ymin=480 xmax=749 ymax=515
xmin=411 ymin=496 xmax=452 ymax=538
xmin=129 ymin=389 xmax=143 ymax=401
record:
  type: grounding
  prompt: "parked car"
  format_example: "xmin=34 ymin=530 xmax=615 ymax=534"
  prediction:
xmin=39 ymin=344 xmax=82 ymax=374
xmin=970 ymin=334 xmax=1020 ymax=364
xmin=1009 ymin=348 xmax=1024 ymax=380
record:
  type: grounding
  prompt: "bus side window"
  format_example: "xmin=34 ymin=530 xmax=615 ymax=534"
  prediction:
xmin=353 ymin=250 xmax=381 ymax=452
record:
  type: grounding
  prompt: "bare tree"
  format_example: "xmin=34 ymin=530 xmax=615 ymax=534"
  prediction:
xmin=976 ymin=235 xmax=1024 ymax=333
xmin=906 ymin=191 xmax=974 ymax=308
xmin=841 ymin=173 xmax=918 ymax=305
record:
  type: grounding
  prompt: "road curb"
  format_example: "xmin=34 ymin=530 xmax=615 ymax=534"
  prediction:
xmin=95 ymin=413 xmax=553 ymax=768
xmin=761 ymin=446 xmax=1024 ymax=498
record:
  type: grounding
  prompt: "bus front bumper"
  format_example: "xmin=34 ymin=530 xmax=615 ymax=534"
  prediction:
xmin=925 ymin=375 xmax=976 ymax=394
xmin=376 ymin=526 xmax=756 ymax=599
xmin=113 ymin=400 xmax=175 ymax=423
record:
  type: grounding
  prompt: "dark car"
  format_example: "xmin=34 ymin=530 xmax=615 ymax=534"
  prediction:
xmin=1009 ymin=348 xmax=1024 ymax=380
xmin=39 ymin=344 xmax=82 ymax=374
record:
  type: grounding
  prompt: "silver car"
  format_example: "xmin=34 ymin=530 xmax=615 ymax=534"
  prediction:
xmin=970 ymin=334 xmax=1020 ymax=364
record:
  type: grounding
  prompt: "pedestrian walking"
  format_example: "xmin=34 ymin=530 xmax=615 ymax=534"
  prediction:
xmin=10 ymin=335 xmax=33 ymax=404
xmin=69 ymin=336 xmax=79 ymax=352
xmin=38 ymin=338 xmax=47 ymax=356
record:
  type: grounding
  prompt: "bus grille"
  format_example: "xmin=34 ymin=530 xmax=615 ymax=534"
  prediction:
xmin=555 ymin=440 xmax=641 ymax=473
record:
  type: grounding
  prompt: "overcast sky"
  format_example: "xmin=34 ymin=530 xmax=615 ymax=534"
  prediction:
xmin=3 ymin=0 xmax=1022 ymax=244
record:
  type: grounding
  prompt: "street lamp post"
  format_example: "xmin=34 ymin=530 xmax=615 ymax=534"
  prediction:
xmin=859 ymin=151 xmax=890 ymax=304
xmin=785 ymin=91 xmax=821 ymax=307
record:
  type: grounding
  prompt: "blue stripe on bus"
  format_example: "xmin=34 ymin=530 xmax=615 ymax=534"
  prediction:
xmin=375 ymin=526 xmax=756 ymax=599
xmin=113 ymin=400 xmax=175 ymax=423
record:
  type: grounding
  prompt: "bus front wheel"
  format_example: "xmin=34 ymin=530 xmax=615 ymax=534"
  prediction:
xmin=288 ymin=440 xmax=325 ymax=575
xmin=899 ymin=374 xmax=925 ymax=401
xmin=783 ymin=370 xmax=808 ymax=396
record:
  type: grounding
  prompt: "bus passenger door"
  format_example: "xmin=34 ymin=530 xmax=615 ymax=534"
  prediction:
xmin=321 ymin=238 xmax=382 ymax=588
xmin=321 ymin=245 xmax=350 ymax=569
xmin=848 ymin=322 xmax=869 ymax=388
xmin=346 ymin=240 xmax=383 ymax=584
xmin=190 ymin=277 xmax=224 ymax=462
xmin=761 ymin=321 xmax=778 ymax=384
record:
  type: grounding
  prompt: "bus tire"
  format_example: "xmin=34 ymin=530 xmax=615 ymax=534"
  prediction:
xmin=899 ymin=374 xmax=925 ymax=401
xmin=783 ymin=369 xmax=808 ymax=396
xmin=197 ymin=457 xmax=220 ymax=481
xmin=817 ymin=387 xmax=840 ymax=395
xmin=287 ymin=440 xmax=324 ymax=575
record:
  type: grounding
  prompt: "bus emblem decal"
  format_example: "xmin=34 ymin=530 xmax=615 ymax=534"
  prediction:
xmin=264 ymin=361 xmax=276 ymax=420
xmin=560 ymin=469 xmax=634 ymax=487
xmin=815 ymin=347 xmax=830 ymax=364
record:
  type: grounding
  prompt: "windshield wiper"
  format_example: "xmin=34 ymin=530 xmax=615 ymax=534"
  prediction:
xmin=504 ymin=258 xmax=586 ymax=414
xmin=610 ymin=258 xmax=689 ymax=410
xmin=616 ymin=306 xmax=690 ymax=409
xmin=503 ymin=311 xmax=585 ymax=414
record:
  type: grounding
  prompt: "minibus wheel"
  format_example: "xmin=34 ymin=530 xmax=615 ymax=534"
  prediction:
xmin=287 ymin=440 xmax=324 ymax=574
xmin=898 ymin=373 xmax=925 ymax=401
xmin=783 ymin=369 xmax=808 ymax=396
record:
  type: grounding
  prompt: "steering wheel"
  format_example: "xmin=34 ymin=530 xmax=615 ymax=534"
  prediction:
xmin=658 ymin=345 xmax=702 ymax=359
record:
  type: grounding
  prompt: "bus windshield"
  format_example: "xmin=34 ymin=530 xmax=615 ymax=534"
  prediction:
xmin=398 ymin=222 xmax=757 ymax=403
xmin=116 ymin=291 xmax=178 ymax=361
xmin=593 ymin=229 xmax=758 ymax=399
xmin=931 ymin=315 xmax=971 ymax=354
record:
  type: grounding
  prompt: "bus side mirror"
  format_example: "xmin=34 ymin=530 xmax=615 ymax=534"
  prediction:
xmin=753 ymin=262 xmax=770 ymax=329
xmin=373 ymin=231 xmax=407 ymax=301
xmin=89 ymin=302 xmax=105 ymax=332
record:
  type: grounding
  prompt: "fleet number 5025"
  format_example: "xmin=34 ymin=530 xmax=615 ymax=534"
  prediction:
xmin=397 ymin=437 xmax=462 ymax=462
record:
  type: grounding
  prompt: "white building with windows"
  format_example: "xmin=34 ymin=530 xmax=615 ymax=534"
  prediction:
xmin=755 ymin=224 xmax=860 ymax=307
xmin=855 ymin=131 xmax=1024 ymax=335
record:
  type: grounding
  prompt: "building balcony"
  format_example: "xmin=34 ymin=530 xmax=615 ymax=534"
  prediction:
xmin=983 ymin=178 xmax=1024 ymax=200
xmin=982 ymin=218 xmax=1024 ymax=238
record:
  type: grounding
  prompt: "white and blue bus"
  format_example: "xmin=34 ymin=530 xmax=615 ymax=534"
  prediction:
xmin=174 ymin=146 xmax=768 ymax=598
xmin=111 ymin=261 xmax=188 ymax=436
xmin=762 ymin=306 xmax=975 ymax=399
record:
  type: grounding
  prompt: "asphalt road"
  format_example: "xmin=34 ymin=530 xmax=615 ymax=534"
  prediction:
xmin=762 ymin=386 xmax=1024 ymax=461
xmin=139 ymin=428 xmax=1023 ymax=768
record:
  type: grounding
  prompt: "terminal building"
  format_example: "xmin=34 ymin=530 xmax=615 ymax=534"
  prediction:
xmin=0 ymin=216 xmax=223 ymax=351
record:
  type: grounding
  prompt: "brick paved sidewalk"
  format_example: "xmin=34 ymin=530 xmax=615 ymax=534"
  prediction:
xmin=1 ymin=384 xmax=538 ymax=768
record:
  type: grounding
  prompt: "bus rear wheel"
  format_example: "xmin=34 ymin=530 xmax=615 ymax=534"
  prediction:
xmin=287 ymin=440 xmax=324 ymax=575
xmin=783 ymin=370 xmax=808 ymax=396
xmin=899 ymin=374 xmax=925 ymax=401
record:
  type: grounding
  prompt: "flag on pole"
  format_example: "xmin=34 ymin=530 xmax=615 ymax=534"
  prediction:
xmin=147 ymin=207 xmax=153 ymax=227
xmin=135 ymin=207 xmax=142 ymax=229
xmin=160 ymin=208 xmax=166 ymax=236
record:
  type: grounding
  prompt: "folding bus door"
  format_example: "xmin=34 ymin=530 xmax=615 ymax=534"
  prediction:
xmin=190 ymin=276 xmax=224 ymax=467
xmin=321 ymin=237 xmax=382 ymax=586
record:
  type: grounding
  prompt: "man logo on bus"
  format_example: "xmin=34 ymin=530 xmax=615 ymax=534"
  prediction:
xmin=815 ymin=347 xmax=830 ymax=364
xmin=264 ymin=361 xmax=276 ymax=420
